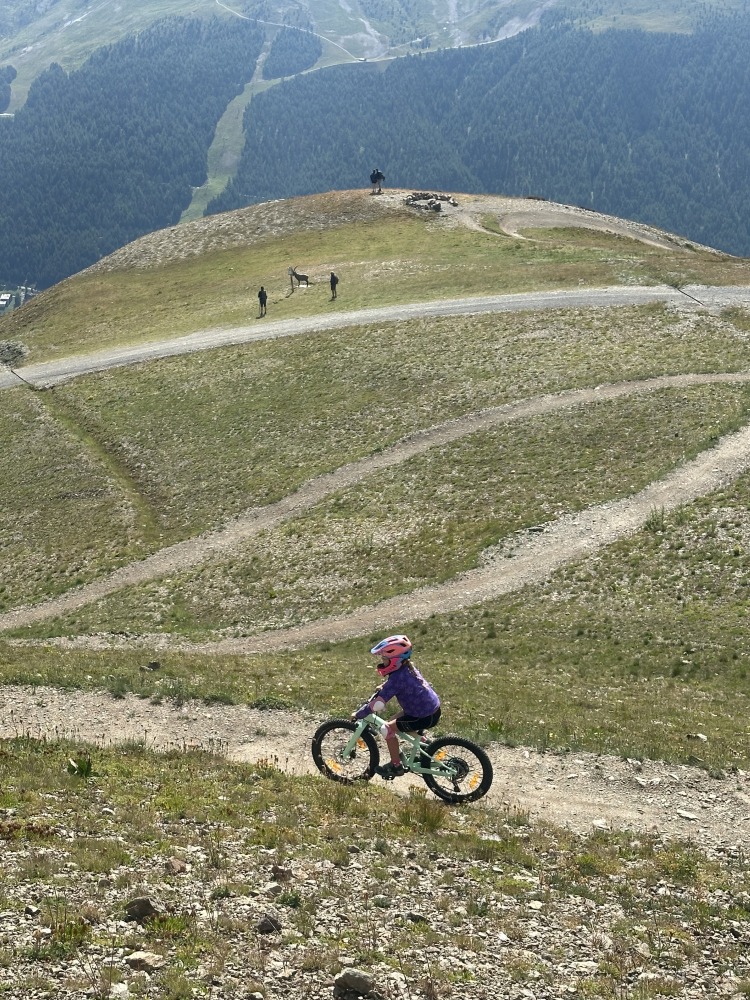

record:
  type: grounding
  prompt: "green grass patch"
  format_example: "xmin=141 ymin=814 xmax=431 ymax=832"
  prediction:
xmin=0 ymin=390 xmax=150 ymax=612
xmin=7 ymin=429 xmax=750 ymax=777
xmin=570 ymin=0 xmax=747 ymax=34
xmin=181 ymin=77 xmax=278 ymax=223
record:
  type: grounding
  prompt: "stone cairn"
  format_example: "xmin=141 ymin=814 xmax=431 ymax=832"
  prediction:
xmin=404 ymin=191 xmax=458 ymax=212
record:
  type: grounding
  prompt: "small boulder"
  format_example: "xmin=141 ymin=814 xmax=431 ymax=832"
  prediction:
xmin=124 ymin=896 xmax=163 ymax=923
xmin=334 ymin=968 xmax=376 ymax=997
xmin=256 ymin=912 xmax=282 ymax=934
xmin=124 ymin=950 xmax=166 ymax=973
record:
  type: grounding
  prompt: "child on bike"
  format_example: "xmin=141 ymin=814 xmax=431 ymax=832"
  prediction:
xmin=352 ymin=634 xmax=441 ymax=779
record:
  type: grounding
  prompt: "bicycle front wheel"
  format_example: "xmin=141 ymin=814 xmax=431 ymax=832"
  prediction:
xmin=311 ymin=719 xmax=379 ymax=784
xmin=422 ymin=737 xmax=493 ymax=804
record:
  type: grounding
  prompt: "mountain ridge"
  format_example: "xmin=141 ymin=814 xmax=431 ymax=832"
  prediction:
xmin=2 ymin=0 xmax=733 ymax=112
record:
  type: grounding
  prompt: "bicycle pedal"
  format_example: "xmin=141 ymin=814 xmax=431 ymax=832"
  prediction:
xmin=377 ymin=763 xmax=406 ymax=780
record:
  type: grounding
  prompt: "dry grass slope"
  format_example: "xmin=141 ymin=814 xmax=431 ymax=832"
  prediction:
xmin=4 ymin=185 xmax=750 ymax=997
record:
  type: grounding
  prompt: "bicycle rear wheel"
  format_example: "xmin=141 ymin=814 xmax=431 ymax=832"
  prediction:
xmin=422 ymin=736 xmax=493 ymax=803
xmin=311 ymin=719 xmax=379 ymax=784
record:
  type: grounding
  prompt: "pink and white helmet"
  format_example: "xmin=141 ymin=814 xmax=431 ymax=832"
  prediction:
xmin=371 ymin=634 xmax=412 ymax=676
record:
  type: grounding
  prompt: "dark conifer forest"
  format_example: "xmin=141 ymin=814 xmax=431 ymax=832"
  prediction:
xmin=0 ymin=17 xmax=263 ymax=288
xmin=210 ymin=11 xmax=750 ymax=257
xmin=0 ymin=66 xmax=15 ymax=113
xmin=262 ymin=26 xmax=322 ymax=80
xmin=2 ymin=9 xmax=750 ymax=290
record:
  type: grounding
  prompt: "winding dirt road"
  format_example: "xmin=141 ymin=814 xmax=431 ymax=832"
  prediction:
xmin=3 ymin=284 xmax=750 ymax=392
xmin=5 ymin=279 xmax=750 ymax=846
xmin=4 ymin=285 xmax=750 ymax=644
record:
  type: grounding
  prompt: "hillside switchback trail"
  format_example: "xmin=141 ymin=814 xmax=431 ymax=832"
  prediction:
xmin=5 ymin=370 xmax=750 ymax=639
xmin=2 ymin=282 xmax=750 ymax=639
xmin=4 ymin=278 xmax=750 ymax=849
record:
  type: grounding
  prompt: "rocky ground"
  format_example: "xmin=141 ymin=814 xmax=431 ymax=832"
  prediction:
xmin=2 ymin=686 xmax=750 ymax=1000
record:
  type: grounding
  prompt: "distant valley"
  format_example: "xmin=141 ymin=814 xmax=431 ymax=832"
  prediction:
xmin=2 ymin=0 xmax=737 ymax=110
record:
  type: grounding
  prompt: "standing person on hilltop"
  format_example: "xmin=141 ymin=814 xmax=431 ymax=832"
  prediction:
xmin=369 ymin=168 xmax=385 ymax=194
xmin=257 ymin=286 xmax=267 ymax=317
xmin=330 ymin=271 xmax=339 ymax=300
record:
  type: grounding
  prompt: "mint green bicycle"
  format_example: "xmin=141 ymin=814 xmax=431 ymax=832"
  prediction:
xmin=311 ymin=713 xmax=493 ymax=804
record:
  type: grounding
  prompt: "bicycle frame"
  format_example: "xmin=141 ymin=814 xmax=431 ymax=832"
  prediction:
xmin=348 ymin=713 xmax=460 ymax=779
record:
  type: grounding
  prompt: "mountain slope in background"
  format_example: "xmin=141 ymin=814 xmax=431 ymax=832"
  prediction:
xmin=210 ymin=11 xmax=750 ymax=258
xmin=0 ymin=0 xmax=742 ymax=111
xmin=0 ymin=16 xmax=263 ymax=288
xmin=1 ymin=4 xmax=749 ymax=289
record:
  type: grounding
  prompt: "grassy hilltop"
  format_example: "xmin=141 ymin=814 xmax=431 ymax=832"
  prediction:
xmin=2 ymin=187 xmax=750 ymax=765
xmin=3 ymin=189 xmax=750 ymax=997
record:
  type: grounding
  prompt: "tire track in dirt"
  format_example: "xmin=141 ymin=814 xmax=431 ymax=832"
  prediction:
xmin=3 ymin=370 xmax=750 ymax=638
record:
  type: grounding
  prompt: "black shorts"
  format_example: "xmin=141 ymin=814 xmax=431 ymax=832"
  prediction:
xmin=396 ymin=708 xmax=441 ymax=734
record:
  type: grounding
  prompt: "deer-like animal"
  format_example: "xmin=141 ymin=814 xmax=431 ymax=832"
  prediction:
xmin=291 ymin=266 xmax=309 ymax=287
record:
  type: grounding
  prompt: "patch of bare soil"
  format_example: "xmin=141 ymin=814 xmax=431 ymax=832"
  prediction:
xmin=486 ymin=198 xmax=711 ymax=251
xmin=82 ymin=190 xmax=396 ymax=275
xmin=396 ymin=189 xmax=719 ymax=252
xmin=2 ymin=685 xmax=748 ymax=852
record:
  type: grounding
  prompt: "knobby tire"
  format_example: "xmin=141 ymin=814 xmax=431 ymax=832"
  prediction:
xmin=311 ymin=719 xmax=379 ymax=784
xmin=422 ymin=736 xmax=493 ymax=803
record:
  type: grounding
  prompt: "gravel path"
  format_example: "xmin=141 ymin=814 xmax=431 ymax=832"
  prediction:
xmin=2 ymin=685 xmax=748 ymax=850
xmin=3 ymin=284 xmax=750 ymax=391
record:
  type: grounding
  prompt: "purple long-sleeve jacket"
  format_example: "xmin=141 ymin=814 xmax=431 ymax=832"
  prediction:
xmin=355 ymin=662 xmax=440 ymax=720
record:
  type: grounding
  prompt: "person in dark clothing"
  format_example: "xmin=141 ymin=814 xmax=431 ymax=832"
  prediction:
xmin=369 ymin=168 xmax=385 ymax=194
xmin=330 ymin=271 xmax=339 ymax=300
xmin=258 ymin=286 xmax=267 ymax=317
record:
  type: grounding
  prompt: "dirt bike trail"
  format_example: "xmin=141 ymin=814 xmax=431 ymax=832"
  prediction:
xmin=2 ymin=684 xmax=747 ymax=850
xmin=3 ymin=370 xmax=750 ymax=640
